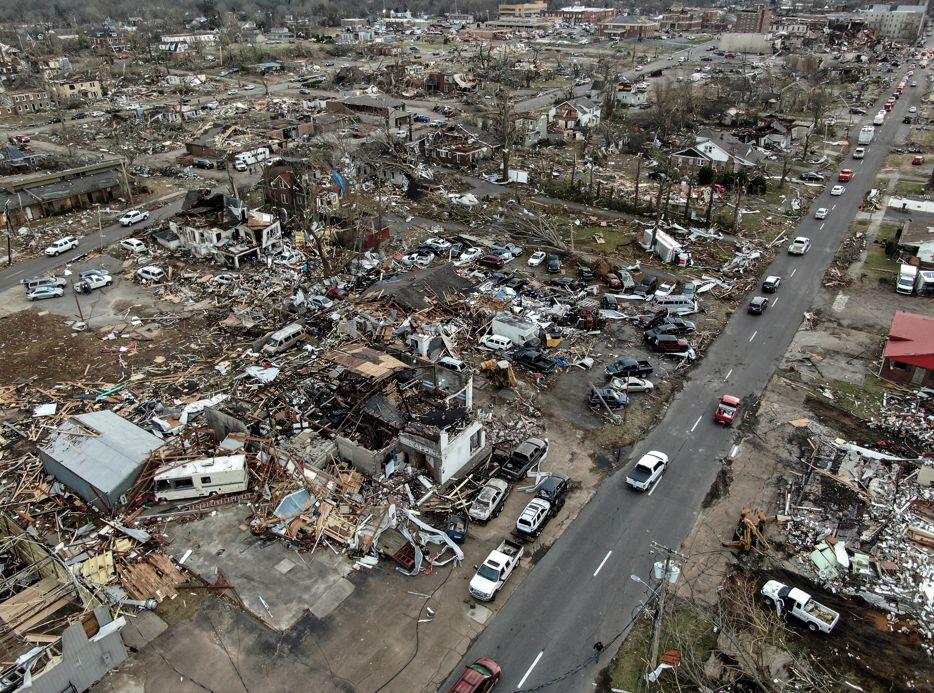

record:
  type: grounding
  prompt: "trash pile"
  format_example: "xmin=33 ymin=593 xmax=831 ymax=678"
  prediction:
xmin=778 ymin=428 xmax=934 ymax=645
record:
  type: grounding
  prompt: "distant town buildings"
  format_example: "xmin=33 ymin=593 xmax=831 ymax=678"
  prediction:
xmin=598 ymin=16 xmax=659 ymax=40
xmin=863 ymin=4 xmax=927 ymax=40
xmin=554 ymin=6 xmax=618 ymax=25
xmin=732 ymin=5 xmax=772 ymax=33
xmin=498 ymin=2 xmax=548 ymax=18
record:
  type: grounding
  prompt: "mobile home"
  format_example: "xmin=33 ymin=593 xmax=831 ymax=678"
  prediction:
xmin=154 ymin=454 xmax=249 ymax=501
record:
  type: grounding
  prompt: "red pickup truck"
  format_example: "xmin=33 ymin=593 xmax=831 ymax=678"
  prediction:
xmin=838 ymin=169 xmax=854 ymax=182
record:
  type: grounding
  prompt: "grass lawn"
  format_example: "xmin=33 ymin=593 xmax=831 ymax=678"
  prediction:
xmin=893 ymin=178 xmax=927 ymax=197
xmin=861 ymin=222 xmax=900 ymax=282
xmin=814 ymin=376 xmax=890 ymax=420
xmin=570 ymin=225 xmax=639 ymax=253
xmin=609 ymin=603 xmax=718 ymax=691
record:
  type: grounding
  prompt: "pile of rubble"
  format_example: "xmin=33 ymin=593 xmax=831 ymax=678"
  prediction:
xmin=778 ymin=428 xmax=934 ymax=645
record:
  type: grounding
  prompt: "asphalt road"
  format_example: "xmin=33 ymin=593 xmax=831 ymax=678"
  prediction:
xmin=443 ymin=67 xmax=922 ymax=692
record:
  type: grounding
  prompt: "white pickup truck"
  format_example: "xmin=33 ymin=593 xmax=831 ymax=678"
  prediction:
xmin=761 ymin=580 xmax=840 ymax=633
xmin=469 ymin=539 xmax=524 ymax=602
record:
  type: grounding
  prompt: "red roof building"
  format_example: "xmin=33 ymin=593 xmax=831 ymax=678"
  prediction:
xmin=881 ymin=311 xmax=934 ymax=387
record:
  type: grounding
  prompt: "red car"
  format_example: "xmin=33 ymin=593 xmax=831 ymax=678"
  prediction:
xmin=9 ymin=134 xmax=30 ymax=144
xmin=714 ymin=395 xmax=741 ymax=425
xmin=479 ymin=254 xmax=505 ymax=269
xmin=838 ymin=169 xmax=854 ymax=182
xmin=912 ymin=155 xmax=925 ymax=166
xmin=604 ymin=272 xmax=622 ymax=289
xmin=450 ymin=658 xmax=502 ymax=693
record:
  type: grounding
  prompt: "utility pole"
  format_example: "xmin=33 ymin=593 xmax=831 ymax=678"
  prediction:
xmin=96 ymin=204 xmax=103 ymax=253
xmin=4 ymin=201 xmax=12 ymax=266
xmin=644 ymin=542 xmax=685 ymax=688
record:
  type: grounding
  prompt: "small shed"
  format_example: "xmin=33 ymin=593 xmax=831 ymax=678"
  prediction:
xmin=39 ymin=411 xmax=165 ymax=514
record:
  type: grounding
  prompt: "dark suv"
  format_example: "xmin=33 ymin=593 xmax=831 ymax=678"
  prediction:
xmin=647 ymin=333 xmax=691 ymax=352
xmin=536 ymin=473 xmax=570 ymax=508
xmin=657 ymin=317 xmax=696 ymax=335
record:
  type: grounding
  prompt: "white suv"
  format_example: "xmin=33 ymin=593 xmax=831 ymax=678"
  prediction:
xmin=120 ymin=238 xmax=148 ymax=254
xmin=119 ymin=210 xmax=150 ymax=226
xmin=44 ymin=236 xmax=79 ymax=256
xmin=136 ymin=266 xmax=166 ymax=283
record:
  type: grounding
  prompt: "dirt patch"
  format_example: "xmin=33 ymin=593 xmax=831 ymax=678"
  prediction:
xmin=701 ymin=457 xmax=733 ymax=509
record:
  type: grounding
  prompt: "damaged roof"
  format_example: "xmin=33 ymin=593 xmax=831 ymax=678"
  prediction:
xmin=360 ymin=264 xmax=472 ymax=310
xmin=884 ymin=311 xmax=934 ymax=369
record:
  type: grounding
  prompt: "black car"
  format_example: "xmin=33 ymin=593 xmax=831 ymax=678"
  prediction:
xmin=635 ymin=275 xmax=658 ymax=296
xmin=605 ymin=358 xmax=653 ymax=378
xmin=513 ymin=348 xmax=556 ymax=374
xmin=589 ymin=387 xmax=628 ymax=408
xmin=648 ymin=171 xmax=669 ymax=181
xmin=658 ymin=317 xmax=696 ymax=335
xmin=577 ymin=266 xmax=595 ymax=281
xmin=748 ymin=296 xmax=769 ymax=314
xmin=799 ymin=171 xmax=825 ymax=182
xmin=193 ymin=158 xmax=215 ymax=169
xmin=548 ymin=277 xmax=577 ymax=290
xmin=536 ymin=474 xmax=570 ymax=508
xmin=545 ymin=254 xmax=561 ymax=273
xmin=903 ymin=116 xmax=913 ymax=124
xmin=505 ymin=277 xmax=527 ymax=291
xmin=70 ymin=112 xmax=88 ymax=120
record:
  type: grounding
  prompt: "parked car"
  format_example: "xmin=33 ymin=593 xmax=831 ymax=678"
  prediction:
xmin=480 ymin=334 xmax=513 ymax=352
xmin=577 ymin=266 xmax=595 ymax=281
xmin=545 ymin=254 xmax=561 ymax=273
xmin=714 ymin=395 xmax=741 ymax=425
xmin=413 ymin=114 xmax=430 ymax=123
xmin=603 ymin=272 xmax=623 ymax=289
xmin=608 ymin=376 xmax=654 ymax=392
xmin=456 ymin=247 xmax=483 ymax=265
xmin=788 ymin=237 xmax=811 ymax=255
xmin=606 ymin=358 xmax=653 ymax=378
xmin=909 ymin=106 xmax=918 ymax=114
xmin=226 ymin=89 xmax=238 ymax=95
xmin=646 ymin=332 xmax=691 ymax=353
xmin=913 ymin=155 xmax=925 ymax=165
xmin=119 ymin=238 xmax=148 ymax=254
xmin=536 ymin=473 xmax=570 ymax=507
xmin=748 ymin=296 xmax=769 ymax=314
xmin=136 ymin=266 xmax=166 ymax=283
xmin=589 ymin=387 xmax=628 ymax=409
xmin=74 ymin=272 xmax=113 ymax=293
xmin=528 ymin=250 xmax=546 ymax=267
xmin=654 ymin=281 xmax=676 ymax=299
xmin=515 ymin=498 xmax=552 ymax=539
xmin=119 ymin=210 xmax=150 ymax=226
xmin=799 ymin=171 xmax=824 ymax=182
xmin=243 ymin=83 xmax=256 ymax=90
xmin=512 ymin=348 xmax=556 ymax=374
xmin=445 ymin=513 xmax=469 ymax=545
xmin=468 ymin=479 xmax=510 ymax=523
xmin=658 ymin=317 xmax=696 ymax=335
xmin=27 ymin=286 xmax=65 ymax=301
xmin=308 ymin=295 xmax=334 ymax=310
xmin=424 ymin=237 xmax=452 ymax=253
xmin=500 ymin=438 xmax=549 ymax=481
xmin=830 ymin=185 xmax=845 ymax=196
xmin=762 ymin=275 xmax=781 ymax=293
xmin=626 ymin=451 xmax=669 ymax=491
xmin=479 ymin=254 xmax=505 ymax=269
xmin=21 ymin=275 xmax=66 ymax=291
xmin=44 ymin=236 xmax=79 ymax=256
xmin=193 ymin=158 xmax=215 ymax=169
xmin=469 ymin=542 xmax=523 ymax=602
xmin=814 ymin=207 xmax=828 ymax=219
xmin=635 ymin=275 xmax=659 ymax=296
xmin=760 ymin=581 xmax=839 ymax=633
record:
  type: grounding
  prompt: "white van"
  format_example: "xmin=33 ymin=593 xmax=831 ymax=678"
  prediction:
xmin=234 ymin=147 xmax=270 ymax=171
xmin=261 ymin=322 xmax=306 ymax=356
xmin=154 ymin=455 xmax=249 ymax=502
xmin=653 ymin=295 xmax=699 ymax=315
xmin=438 ymin=356 xmax=468 ymax=372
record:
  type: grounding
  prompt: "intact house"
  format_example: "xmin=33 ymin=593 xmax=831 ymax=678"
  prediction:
xmin=880 ymin=311 xmax=934 ymax=387
xmin=328 ymin=94 xmax=411 ymax=128
xmin=0 ymin=161 xmax=125 ymax=228
xmin=549 ymin=97 xmax=601 ymax=139
xmin=38 ymin=410 xmax=165 ymax=514
xmin=671 ymin=135 xmax=760 ymax=174
xmin=410 ymin=123 xmax=499 ymax=168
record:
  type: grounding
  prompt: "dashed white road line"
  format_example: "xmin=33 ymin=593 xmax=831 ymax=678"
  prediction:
xmin=690 ymin=415 xmax=702 ymax=433
xmin=593 ymin=551 xmax=613 ymax=577
xmin=819 ymin=223 xmax=825 ymax=230
xmin=724 ymin=368 xmax=733 ymax=381
xmin=831 ymin=204 xmax=837 ymax=210
xmin=517 ymin=651 xmax=544 ymax=689
xmin=773 ymin=297 xmax=781 ymax=308
xmin=749 ymin=330 xmax=758 ymax=343
xmin=790 ymin=268 xmax=798 ymax=278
